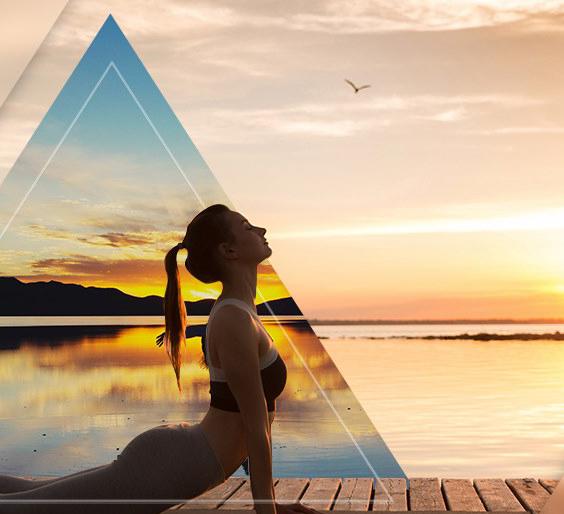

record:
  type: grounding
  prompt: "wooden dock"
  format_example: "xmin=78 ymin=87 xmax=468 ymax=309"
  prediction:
xmin=161 ymin=477 xmax=560 ymax=514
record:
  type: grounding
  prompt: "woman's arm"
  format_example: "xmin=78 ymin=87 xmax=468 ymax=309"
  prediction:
xmin=214 ymin=306 xmax=276 ymax=514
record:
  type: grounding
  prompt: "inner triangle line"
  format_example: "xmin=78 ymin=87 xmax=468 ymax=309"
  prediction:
xmin=0 ymin=47 xmax=396 ymax=504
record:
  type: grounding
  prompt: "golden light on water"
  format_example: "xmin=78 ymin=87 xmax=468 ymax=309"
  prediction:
xmin=0 ymin=324 xmax=349 ymax=420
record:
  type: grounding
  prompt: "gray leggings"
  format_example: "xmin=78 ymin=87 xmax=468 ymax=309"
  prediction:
xmin=0 ymin=421 xmax=226 ymax=514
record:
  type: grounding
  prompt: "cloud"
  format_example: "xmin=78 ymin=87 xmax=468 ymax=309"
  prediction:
xmin=1 ymin=140 xmax=193 ymax=241
xmin=26 ymin=253 xmax=163 ymax=281
xmin=49 ymin=0 xmax=564 ymax=39
xmin=268 ymin=206 xmax=564 ymax=239
xmin=0 ymin=100 xmax=46 ymax=176
xmin=417 ymin=106 xmax=469 ymax=122
xmin=1 ymin=0 xmax=560 ymax=229
xmin=0 ymin=0 xmax=555 ymax=176
xmin=195 ymin=93 xmax=543 ymax=141
xmin=277 ymin=119 xmax=378 ymax=136
xmin=198 ymin=56 xmax=280 ymax=78
xmin=318 ymin=0 xmax=564 ymax=33
xmin=362 ymin=93 xmax=544 ymax=110
xmin=462 ymin=125 xmax=564 ymax=135
xmin=21 ymin=223 xmax=179 ymax=248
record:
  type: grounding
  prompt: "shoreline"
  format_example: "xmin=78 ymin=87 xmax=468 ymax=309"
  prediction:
xmin=319 ymin=331 xmax=564 ymax=341
xmin=308 ymin=318 xmax=564 ymax=325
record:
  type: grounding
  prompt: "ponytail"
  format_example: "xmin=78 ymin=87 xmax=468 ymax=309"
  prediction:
xmin=161 ymin=204 xmax=234 ymax=391
xmin=163 ymin=242 xmax=187 ymax=392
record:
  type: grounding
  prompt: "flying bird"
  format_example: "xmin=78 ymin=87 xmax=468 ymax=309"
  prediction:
xmin=345 ymin=79 xmax=371 ymax=94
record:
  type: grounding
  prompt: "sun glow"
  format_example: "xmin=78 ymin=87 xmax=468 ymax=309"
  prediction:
xmin=270 ymin=207 xmax=564 ymax=239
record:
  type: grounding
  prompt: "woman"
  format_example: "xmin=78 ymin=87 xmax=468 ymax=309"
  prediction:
xmin=0 ymin=204 xmax=322 ymax=514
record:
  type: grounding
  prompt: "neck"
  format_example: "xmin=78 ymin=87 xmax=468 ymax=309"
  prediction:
xmin=219 ymin=266 xmax=257 ymax=308
xmin=218 ymin=290 xmax=256 ymax=308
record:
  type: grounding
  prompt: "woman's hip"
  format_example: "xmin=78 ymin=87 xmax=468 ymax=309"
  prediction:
xmin=113 ymin=421 xmax=226 ymax=500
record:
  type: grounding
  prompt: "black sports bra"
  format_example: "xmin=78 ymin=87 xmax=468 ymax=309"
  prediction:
xmin=205 ymin=298 xmax=287 ymax=413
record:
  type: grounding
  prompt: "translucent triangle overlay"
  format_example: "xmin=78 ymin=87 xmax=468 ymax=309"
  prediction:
xmin=0 ymin=0 xmax=69 ymax=109
xmin=0 ymin=14 xmax=406 ymax=504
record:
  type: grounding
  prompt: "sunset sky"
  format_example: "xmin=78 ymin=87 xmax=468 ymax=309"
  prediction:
xmin=2 ymin=1 xmax=564 ymax=320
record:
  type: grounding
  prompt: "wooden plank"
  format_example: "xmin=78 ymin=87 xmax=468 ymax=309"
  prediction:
xmin=13 ymin=474 xmax=562 ymax=514
xmin=373 ymin=478 xmax=407 ymax=511
xmin=331 ymin=478 xmax=372 ymax=511
xmin=408 ymin=478 xmax=446 ymax=511
xmin=506 ymin=479 xmax=551 ymax=513
xmin=274 ymin=478 xmax=310 ymax=504
xmin=219 ymin=478 xmax=280 ymax=510
xmin=442 ymin=479 xmax=485 ymax=512
xmin=177 ymin=477 xmax=247 ymax=510
xmin=538 ymin=479 xmax=560 ymax=494
xmin=300 ymin=478 xmax=341 ymax=510
xmin=474 ymin=479 xmax=525 ymax=512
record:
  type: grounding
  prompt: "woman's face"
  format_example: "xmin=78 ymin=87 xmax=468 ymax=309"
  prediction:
xmin=223 ymin=210 xmax=271 ymax=264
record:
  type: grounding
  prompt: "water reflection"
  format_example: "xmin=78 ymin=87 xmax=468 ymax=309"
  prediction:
xmin=0 ymin=321 xmax=405 ymax=480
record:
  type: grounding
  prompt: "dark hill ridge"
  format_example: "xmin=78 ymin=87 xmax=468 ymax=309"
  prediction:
xmin=0 ymin=277 xmax=303 ymax=316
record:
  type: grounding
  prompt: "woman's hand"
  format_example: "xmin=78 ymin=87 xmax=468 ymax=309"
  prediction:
xmin=275 ymin=501 xmax=324 ymax=514
xmin=155 ymin=331 xmax=165 ymax=347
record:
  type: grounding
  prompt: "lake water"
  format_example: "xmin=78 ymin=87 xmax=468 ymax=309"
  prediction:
xmin=0 ymin=317 xmax=562 ymax=481
xmin=314 ymin=323 xmax=564 ymax=479
xmin=0 ymin=317 xmax=402 ymax=486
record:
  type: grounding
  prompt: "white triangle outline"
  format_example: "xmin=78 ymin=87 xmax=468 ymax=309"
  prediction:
xmin=0 ymin=59 xmax=398 ymax=506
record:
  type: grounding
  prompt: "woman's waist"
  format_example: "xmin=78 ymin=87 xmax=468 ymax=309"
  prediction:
xmin=199 ymin=409 xmax=249 ymax=476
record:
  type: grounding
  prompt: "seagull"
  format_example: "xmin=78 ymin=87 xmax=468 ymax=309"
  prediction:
xmin=345 ymin=78 xmax=371 ymax=94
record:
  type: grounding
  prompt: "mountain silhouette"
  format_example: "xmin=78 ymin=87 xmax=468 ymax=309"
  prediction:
xmin=0 ymin=277 xmax=303 ymax=316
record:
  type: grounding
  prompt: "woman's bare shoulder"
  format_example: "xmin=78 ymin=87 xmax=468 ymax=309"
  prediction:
xmin=211 ymin=305 xmax=259 ymax=342
xmin=213 ymin=303 xmax=254 ymax=323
